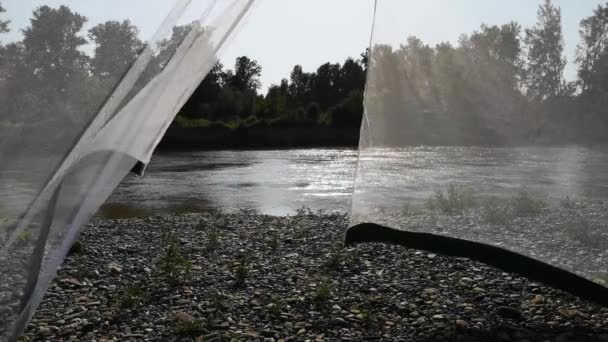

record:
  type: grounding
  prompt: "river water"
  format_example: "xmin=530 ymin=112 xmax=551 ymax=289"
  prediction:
xmin=101 ymin=145 xmax=608 ymax=218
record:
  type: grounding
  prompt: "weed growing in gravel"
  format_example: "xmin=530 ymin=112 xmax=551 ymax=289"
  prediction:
xmin=562 ymin=217 xmax=605 ymax=248
xmin=206 ymin=227 xmax=221 ymax=250
xmin=426 ymin=184 xmax=476 ymax=213
xmin=360 ymin=309 xmax=380 ymax=329
xmin=511 ymin=190 xmax=544 ymax=217
xmin=267 ymin=232 xmax=279 ymax=251
xmin=268 ymin=295 xmax=286 ymax=316
xmin=16 ymin=230 xmax=31 ymax=245
xmin=116 ymin=285 xmax=146 ymax=309
xmin=560 ymin=196 xmax=577 ymax=209
xmin=482 ymin=198 xmax=511 ymax=226
xmin=232 ymin=255 xmax=250 ymax=288
xmin=175 ymin=319 xmax=206 ymax=338
xmin=314 ymin=277 xmax=332 ymax=303
xmin=324 ymin=243 xmax=348 ymax=271
xmin=295 ymin=206 xmax=315 ymax=217
xmin=157 ymin=231 xmax=192 ymax=286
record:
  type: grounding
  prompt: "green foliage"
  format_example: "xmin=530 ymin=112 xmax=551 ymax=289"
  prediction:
xmin=266 ymin=232 xmax=279 ymax=251
xmin=426 ymin=184 xmax=476 ymax=213
xmin=16 ymin=230 xmax=31 ymax=245
xmin=268 ymin=296 xmax=286 ymax=316
xmin=510 ymin=190 xmax=545 ymax=217
xmin=206 ymin=226 xmax=221 ymax=251
xmin=324 ymin=243 xmax=348 ymax=271
xmin=157 ymin=231 xmax=192 ymax=286
xmin=232 ymin=254 xmax=250 ymax=288
xmin=481 ymin=198 xmax=511 ymax=226
xmin=562 ymin=217 xmax=605 ymax=248
xmin=560 ymin=196 xmax=577 ymax=209
xmin=314 ymin=277 xmax=332 ymax=303
xmin=115 ymin=285 xmax=146 ymax=309
xmin=175 ymin=319 xmax=206 ymax=338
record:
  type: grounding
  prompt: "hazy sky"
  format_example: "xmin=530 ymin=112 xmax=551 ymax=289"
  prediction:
xmin=2 ymin=0 xmax=604 ymax=90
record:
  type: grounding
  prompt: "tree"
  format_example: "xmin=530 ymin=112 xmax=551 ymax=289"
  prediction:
xmin=576 ymin=3 xmax=608 ymax=94
xmin=523 ymin=0 xmax=567 ymax=100
xmin=89 ymin=20 xmax=143 ymax=81
xmin=20 ymin=5 xmax=90 ymax=123
xmin=0 ymin=1 xmax=9 ymax=34
xmin=226 ymin=56 xmax=262 ymax=92
xmin=180 ymin=61 xmax=224 ymax=119
xmin=22 ymin=6 xmax=89 ymax=92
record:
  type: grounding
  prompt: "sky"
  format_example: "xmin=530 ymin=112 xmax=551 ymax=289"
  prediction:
xmin=1 ymin=0 xmax=605 ymax=91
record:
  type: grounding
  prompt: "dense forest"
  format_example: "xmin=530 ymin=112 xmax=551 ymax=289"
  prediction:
xmin=0 ymin=1 xmax=607 ymax=147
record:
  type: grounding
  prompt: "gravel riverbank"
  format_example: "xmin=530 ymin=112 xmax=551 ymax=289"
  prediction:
xmin=23 ymin=212 xmax=608 ymax=341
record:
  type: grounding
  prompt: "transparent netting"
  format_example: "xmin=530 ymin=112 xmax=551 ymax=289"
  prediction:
xmin=0 ymin=0 xmax=254 ymax=339
xmin=350 ymin=0 xmax=608 ymax=292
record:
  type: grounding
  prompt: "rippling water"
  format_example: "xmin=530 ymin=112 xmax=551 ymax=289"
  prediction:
xmin=101 ymin=145 xmax=608 ymax=217
xmin=103 ymin=149 xmax=357 ymax=217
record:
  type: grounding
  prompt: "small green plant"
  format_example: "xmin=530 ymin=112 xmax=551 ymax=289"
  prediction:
xmin=157 ymin=231 xmax=192 ymax=286
xmin=426 ymin=184 xmax=476 ymax=213
xmin=267 ymin=232 xmax=279 ymax=251
xmin=360 ymin=309 xmax=379 ymax=329
xmin=481 ymin=198 xmax=511 ymax=226
xmin=560 ymin=196 xmax=577 ymax=209
xmin=268 ymin=296 xmax=286 ymax=316
xmin=206 ymin=227 xmax=221 ymax=250
xmin=563 ymin=217 xmax=605 ymax=248
xmin=511 ymin=190 xmax=545 ymax=217
xmin=116 ymin=285 xmax=146 ymax=309
xmin=176 ymin=319 xmax=206 ymax=338
xmin=232 ymin=255 xmax=250 ymax=288
xmin=324 ymin=243 xmax=347 ymax=270
xmin=314 ymin=277 xmax=332 ymax=303
xmin=16 ymin=230 xmax=31 ymax=245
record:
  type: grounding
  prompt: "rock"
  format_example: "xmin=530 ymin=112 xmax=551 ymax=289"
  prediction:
xmin=107 ymin=263 xmax=122 ymax=274
xmin=423 ymin=288 xmax=439 ymax=295
xmin=531 ymin=294 xmax=545 ymax=304
xmin=455 ymin=320 xmax=469 ymax=329
xmin=38 ymin=327 xmax=51 ymax=336
xmin=175 ymin=312 xmax=194 ymax=323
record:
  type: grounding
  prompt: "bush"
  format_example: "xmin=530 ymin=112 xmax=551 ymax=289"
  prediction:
xmin=157 ymin=231 xmax=192 ymax=286
xmin=314 ymin=277 xmax=332 ymax=303
xmin=176 ymin=319 xmax=206 ymax=338
xmin=116 ymin=285 xmax=146 ymax=309
xmin=426 ymin=184 xmax=476 ymax=213
xmin=482 ymin=198 xmax=511 ymax=226
xmin=232 ymin=255 xmax=250 ymax=288
xmin=206 ymin=227 xmax=221 ymax=251
xmin=562 ymin=217 xmax=605 ymax=248
xmin=511 ymin=190 xmax=544 ymax=217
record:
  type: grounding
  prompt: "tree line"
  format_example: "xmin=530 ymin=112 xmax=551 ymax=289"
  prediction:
xmin=1 ymin=1 xmax=608 ymax=145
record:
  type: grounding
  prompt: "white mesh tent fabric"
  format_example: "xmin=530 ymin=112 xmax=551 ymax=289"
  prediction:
xmin=346 ymin=0 xmax=608 ymax=305
xmin=0 ymin=0 xmax=255 ymax=339
xmin=1 ymin=0 xmax=608 ymax=340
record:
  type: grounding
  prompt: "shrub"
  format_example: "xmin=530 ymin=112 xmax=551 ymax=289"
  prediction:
xmin=267 ymin=232 xmax=279 ymax=251
xmin=16 ymin=230 xmax=31 ymax=246
xmin=511 ymin=190 xmax=544 ymax=217
xmin=314 ymin=277 xmax=332 ymax=303
xmin=482 ymin=198 xmax=511 ymax=226
xmin=176 ymin=319 xmax=206 ymax=338
xmin=232 ymin=255 xmax=250 ymax=288
xmin=206 ymin=227 xmax=221 ymax=250
xmin=427 ymin=184 xmax=476 ymax=213
xmin=562 ymin=218 xmax=605 ymax=248
xmin=560 ymin=196 xmax=577 ymax=209
xmin=324 ymin=244 xmax=347 ymax=271
xmin=116 ymin=285 xmax=146 ymax=309
xmin=157 ymin=231 xmax=192 ymax=286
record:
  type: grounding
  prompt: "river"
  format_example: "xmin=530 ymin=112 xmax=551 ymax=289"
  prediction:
xmin=101 ymin=145 xmax=608 ymax=218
